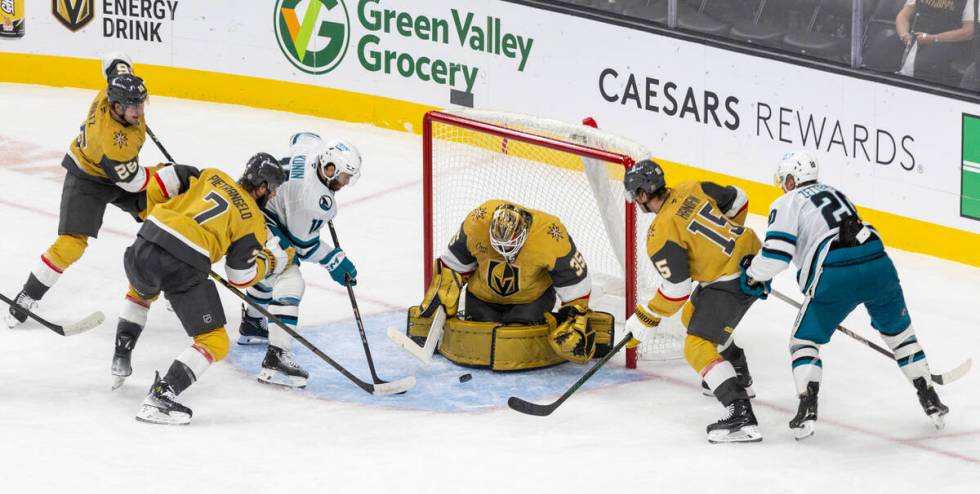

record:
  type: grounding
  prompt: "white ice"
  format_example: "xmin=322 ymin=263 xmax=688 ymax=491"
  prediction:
xmin=0 ymin=83 xmax=978 ymax=493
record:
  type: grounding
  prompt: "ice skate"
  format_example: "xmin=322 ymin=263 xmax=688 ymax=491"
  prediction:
xmin=5 ymin=290 xmax=37 ymax=329
xmin=135 ymin=372 xmax=192 ymax=425
xmin=913 ymin=377 xmax=949 ymax=430
xmin=706 ymin=399 xmax=762 ymax=444
xmin=789 ymin=381 xmax=819 ymax=440
xmin=237 ymin=305 xmax=268 ymax=345
xmin=111 ymin=333 xmax=136 ymax=390
xmin=257 ymin=346 xmax=308 ymax=388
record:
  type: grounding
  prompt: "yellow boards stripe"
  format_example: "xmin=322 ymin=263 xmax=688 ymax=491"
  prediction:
xmin=2 ymin=52 xmax=975 ymax=267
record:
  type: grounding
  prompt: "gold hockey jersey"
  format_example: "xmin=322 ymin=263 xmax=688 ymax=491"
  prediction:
xmin=139 ymin=166 xmax=270 ymax=288
xmin=64 ymin=88 xmax=148 ymax=193
xmin=645 ymin=181 xmax=761 ymax=317
xmin=441 ymin=199 xmax=591 ymax=306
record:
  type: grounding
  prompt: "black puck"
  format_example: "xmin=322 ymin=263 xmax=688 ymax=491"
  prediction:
xmin=458 ymin=373 xmax=472 ymax=383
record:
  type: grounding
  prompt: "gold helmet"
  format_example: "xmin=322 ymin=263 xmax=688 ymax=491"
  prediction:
xmin=489 ymin=204 xmax=531 ymax=263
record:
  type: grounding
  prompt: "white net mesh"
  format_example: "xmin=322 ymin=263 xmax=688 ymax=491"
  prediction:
xmin=425 ymin=109 xmax=685 ymax=362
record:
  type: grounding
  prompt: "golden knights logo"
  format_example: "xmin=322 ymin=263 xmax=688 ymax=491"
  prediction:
xmin=487 ymin=260 xmax=520 ymax=297
xmin=52 ymin=0 xmax=94 ymax=32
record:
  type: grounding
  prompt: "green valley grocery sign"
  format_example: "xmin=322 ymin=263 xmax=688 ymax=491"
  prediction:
xmin=274 ymin=0 xmax=535 ymax=94
xmin=274 ymin=0 xmax=350 ymax=75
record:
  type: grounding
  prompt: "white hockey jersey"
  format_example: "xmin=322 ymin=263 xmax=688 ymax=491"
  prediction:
xmin=746 ymin=183 xmax=874 ymax=293
xmin=263 ymin=132 xmax=339 ymax=266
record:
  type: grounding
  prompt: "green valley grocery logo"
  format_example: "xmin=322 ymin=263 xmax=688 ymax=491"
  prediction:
xmin=274 ymin=0 xmax=350 ymax=75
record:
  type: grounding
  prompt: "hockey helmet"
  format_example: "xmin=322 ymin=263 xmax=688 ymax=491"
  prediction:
xmin=107 ymin=74 xmax=147 ymax=110
xmin=489 ymin=204 xmax=532 ymax=263
xmin=242 ymin=152 xmax=287 ymax=194
xmin=318 ymin=139 xmax=362 ymax=186
xmin=775 ymin=151 xmax=819 ymax=190
xmin=623 ymin=159 xmax=666 ymax=203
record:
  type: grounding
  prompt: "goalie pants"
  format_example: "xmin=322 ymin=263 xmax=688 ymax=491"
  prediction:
xmin=464 ymin=286 xmax=556 ymax=325
xmin=124 ymin=236 xmax=226 ymax=336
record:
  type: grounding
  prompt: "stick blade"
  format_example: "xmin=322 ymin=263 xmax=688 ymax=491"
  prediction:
xmin=932 ymin=358 xmax=972 ymax=386
xmin=62 ymin=311 xmax=105 ymax=336
xmin=371 ymin=375 xmax=416 ymax=395
xmin=507 ymin=396 xmax=555 ymax=417
xmin=387 ymin=326 xmax=432 ymax=363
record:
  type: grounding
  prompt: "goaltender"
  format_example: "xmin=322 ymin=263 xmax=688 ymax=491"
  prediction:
xmin=408 ymin=199 xmax=613 ymax=370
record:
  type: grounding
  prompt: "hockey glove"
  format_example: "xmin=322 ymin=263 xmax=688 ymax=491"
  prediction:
xmin=625 ymin=304 xmax=661 ymax=345
xmin=420 ymin=259 xmax=466 ymax=318
xmin=738 ymin=255 xmax=770 ymax=300
xmin=546 ymin=305 xmax=596 ymax=365
xmin=323 ymin=247 xmax=357 ymax=286
xmin=258 ymin=242 xmax=296 ymax=278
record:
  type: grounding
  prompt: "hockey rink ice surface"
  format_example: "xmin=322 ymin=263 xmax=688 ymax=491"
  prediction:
xmin=1 ymin=84 xmax=978 ymax=493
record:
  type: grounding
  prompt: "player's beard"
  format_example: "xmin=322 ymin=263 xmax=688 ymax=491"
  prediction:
xmin=328 ymin=180 xmax=342 ymax=192
xmin=255 ymin=193 xmax=271 ymax=209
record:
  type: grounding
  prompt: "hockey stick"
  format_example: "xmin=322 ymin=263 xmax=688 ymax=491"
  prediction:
xmin=211 ymin=270 xmax=415 ymax=395
xmin=508 ymin=332 xmax=633 ymax=417
xmin=146 ymin=126 xmax=175 ymax=163
xmin=327 ymin=220 xmax=405 ymax=388
xmin=386 ymin=306 xmax=446 ymax=364
xmin=771 ymin=289 xmax=971 ymax=385
xmin=0 ymin=292 xmax=104 ymax=336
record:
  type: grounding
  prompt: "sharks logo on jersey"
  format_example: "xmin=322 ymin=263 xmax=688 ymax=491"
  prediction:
xmin=319 ymin=195 xmax=333 ymax=212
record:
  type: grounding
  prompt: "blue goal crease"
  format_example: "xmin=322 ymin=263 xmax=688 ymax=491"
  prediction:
xmin=226 ymin=310 xmax=647 ymax=413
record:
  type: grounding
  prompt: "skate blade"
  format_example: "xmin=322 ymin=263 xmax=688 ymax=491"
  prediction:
xmin=135 ymin=405 xmax=191 ymax=425
xmin=237 ymin=335 xmax=269 ymax=346
xmin=4 ymin=312 xmax=24 ymax=329
xmin=257 ymin=368 xmax=307 ymax=389
xmin=707 ymin=425 xmax=763 ymax=444
xmin=930 ymin=412 xmax=946 ymax=430
xmin=111 ymin=375 xmax=127 ymax=391
xmin=792 ymin=420 xmax=816 ymax=440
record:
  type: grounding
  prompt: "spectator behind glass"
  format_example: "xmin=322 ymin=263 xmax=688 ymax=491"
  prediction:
xmin=896 ymin=0 xmax=976 ymax=85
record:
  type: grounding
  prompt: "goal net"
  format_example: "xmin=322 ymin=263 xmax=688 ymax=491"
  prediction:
xmin=423 ymin=109 xmax=685 ymax=366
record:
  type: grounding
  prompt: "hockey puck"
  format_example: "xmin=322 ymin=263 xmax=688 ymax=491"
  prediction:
xmin=458 ymin=373 xmax=472 ymax=383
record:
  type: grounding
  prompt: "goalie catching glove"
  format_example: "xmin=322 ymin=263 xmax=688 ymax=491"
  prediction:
xmin=546 ymin=304 xmax=596 ymax=365
xmin=420 ymin=259 xmax=467 ymax=317
xmin=625 ymin=303 xmax=661 ymax=345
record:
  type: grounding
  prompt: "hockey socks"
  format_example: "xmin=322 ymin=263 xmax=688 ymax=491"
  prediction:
xmin=790 ymin=338 xmax=823 ymax=395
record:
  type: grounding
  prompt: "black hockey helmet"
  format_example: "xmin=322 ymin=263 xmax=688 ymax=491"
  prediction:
xmin=241 ymin=152 xmax=287 ymax=193
xmin=107 ymin=74 xmax=147 ymax=109
xmin=623 ymin=159 xmax=667 ymax=203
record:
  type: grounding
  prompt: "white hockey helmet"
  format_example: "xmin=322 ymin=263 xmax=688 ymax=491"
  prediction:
xmin=318 ymin=139 xmax=362 ymax=186
xmin=775 ymin=150 xmax=819 ymax=191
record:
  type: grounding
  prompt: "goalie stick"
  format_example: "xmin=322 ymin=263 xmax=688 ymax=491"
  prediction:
xmin=386 ymin=306 xmax=446 ymax=364
xmin=0 ymin=292 xmax=104 ymax=336
xmin=211 ymin=270 xmax=415 ymax=395
xmin=327 ymin=221 xmax=407 ymax=391
xmin=508 ymin=332 xmax=633 ymax=417
xmin=771 ymin=289 xmax=971 ymax=385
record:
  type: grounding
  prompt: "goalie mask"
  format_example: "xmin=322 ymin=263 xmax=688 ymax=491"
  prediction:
xmin=318 ymin=140 xmax=362 ymax=191
xmin=489 ymin=204 xmax=532 ymax=263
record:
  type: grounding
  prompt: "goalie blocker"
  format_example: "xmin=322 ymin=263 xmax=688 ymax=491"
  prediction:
xmin=404 ymin=305 xmax=614 ymax=371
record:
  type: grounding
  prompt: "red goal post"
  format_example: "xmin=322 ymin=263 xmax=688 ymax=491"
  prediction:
xmin=421 ymin=109 xmax=684 ymax=366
